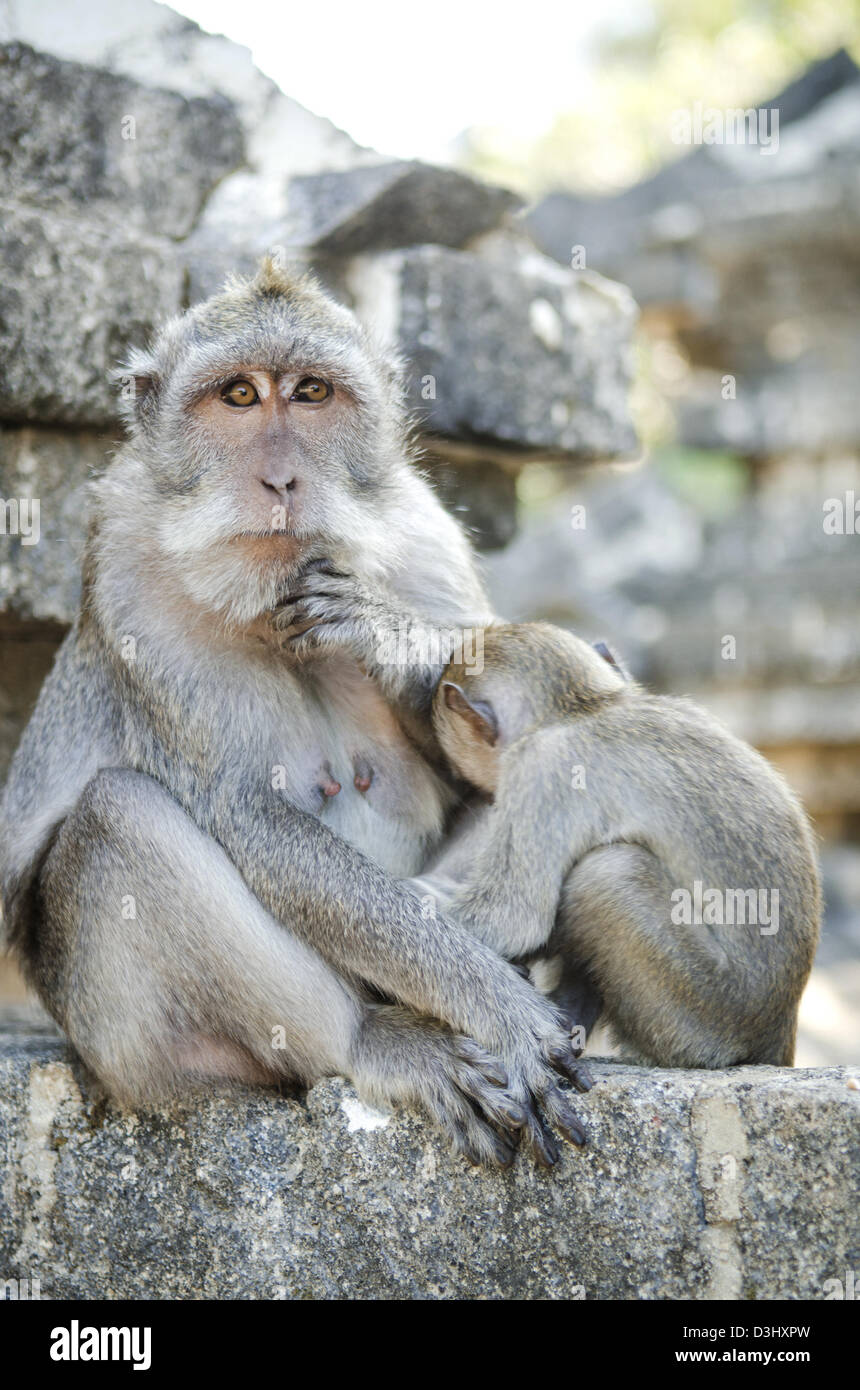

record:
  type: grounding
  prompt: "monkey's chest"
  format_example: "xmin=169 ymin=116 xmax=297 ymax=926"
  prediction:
xmin=278 ymin=660 xmax=453 ymax=877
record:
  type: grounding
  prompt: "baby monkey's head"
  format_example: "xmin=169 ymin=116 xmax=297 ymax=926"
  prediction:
xmin=433 ymin=622 xmax=629 ymax=793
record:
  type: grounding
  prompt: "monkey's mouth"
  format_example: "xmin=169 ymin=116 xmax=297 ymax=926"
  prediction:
xmin=229 ymin=531 xmax=307 ymax=564
xmin=231 ymin=527 xmax=300 ymax=540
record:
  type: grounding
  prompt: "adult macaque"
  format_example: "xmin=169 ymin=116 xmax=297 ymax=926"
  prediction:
xmin=0 ymin=261 xmax=590 ymax=1170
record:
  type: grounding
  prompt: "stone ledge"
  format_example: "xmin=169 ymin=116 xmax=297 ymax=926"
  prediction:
xmin=1 ymin=1032 xmax=857 ymax=1300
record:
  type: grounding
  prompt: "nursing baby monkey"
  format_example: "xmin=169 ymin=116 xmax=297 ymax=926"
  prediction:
xmin=411 ymin=623 xmax=821 ymax=1069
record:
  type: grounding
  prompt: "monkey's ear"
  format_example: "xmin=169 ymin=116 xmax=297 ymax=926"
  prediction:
xmin=442 ymin=682 xmax=498 ymax=745
xmin=113 ymin=352 xmax=160 ymax=430
xmin=593 ymin=640 xmax=629 ymax=681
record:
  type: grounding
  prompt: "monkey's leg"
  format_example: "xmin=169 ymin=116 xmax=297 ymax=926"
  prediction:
xmin=532 ymin=954 xmax=604 ymax=1051
xmin=197 ymin=773 xmax=591 ymax=1165
xmin=551 ymin=843 xmax=782 ymax=1068
xmin=33 ymin=770 xmax=528 ymax=1166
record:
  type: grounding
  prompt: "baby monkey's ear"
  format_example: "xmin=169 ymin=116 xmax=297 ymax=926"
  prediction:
xmin=442 ymin=682 xmax=499 ymax=745
xmin=593 ymin=640 xmax=630 ymax=681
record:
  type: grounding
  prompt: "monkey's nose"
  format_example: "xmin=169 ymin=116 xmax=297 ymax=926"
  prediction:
xmin=261 ymin=474 xmax=297 ymax=502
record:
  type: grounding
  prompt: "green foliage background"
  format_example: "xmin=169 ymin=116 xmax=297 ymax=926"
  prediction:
xmin=461 ymin=0 xmax=860 ymax=195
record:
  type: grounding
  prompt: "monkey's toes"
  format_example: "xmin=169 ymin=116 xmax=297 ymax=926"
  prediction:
xmin=522 ymin=1109 xmax=561 ymax=1169
xmin=516 ymin=1084 xmax=586 ymax=1166
xmin=455 ymin=1065 xmax=528 ymax=1135
xmin=456 ymin=1121 xmax=517 ymax=1169
xmin=444 ymin=1105 xmax=518 ymax=1168
xmin=570 ymin=1062 xmax=594 ymax=1093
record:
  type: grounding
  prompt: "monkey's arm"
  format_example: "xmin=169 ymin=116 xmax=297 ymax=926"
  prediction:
xmin=200 ymin=775 xmax=591 ymax=1159
xmin=406 ymin=798 xmax=495 ymax=913
xmin=440 ymin=727 xmax=607 ymax=959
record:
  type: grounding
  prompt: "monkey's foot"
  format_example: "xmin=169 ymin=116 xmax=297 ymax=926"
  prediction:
xmin=510 ymin=1046 xmax=593 ymax=1168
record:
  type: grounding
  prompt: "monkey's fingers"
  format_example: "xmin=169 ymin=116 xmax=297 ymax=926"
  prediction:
xmin=451 ymin=1053 xmax=529 ymax=1136
xmin=452 ymin=1035 xmax=508 ymax=1086
xmin=278 ymin=612 xmax=338 ymax=642
xmin=271 ymin=598 xmax=312 ymax=632
xmin=570 ymin=1062 xmax=594 ymax=1093
xmin=539 ymin=1082 xmax=587 ymax=1147
xmin=285 ymin=574 xmax=354 ymax=605
xmin=277 ymin=588 xmax=355 ymax=643
xmin=521 ymin=1106 xmax=561 ymax=1169
xmin=278 ymin=617 xmax=319 ymax=639
xmin=546 ymin=1039 xmax=595 ymax=1092
xmin=280 ymin=584 xmax=343 ymax=605
xmin=461 ymin=1083 xmax=528 ymax=1137
xmin=431 ymin=1083 xmax=520 ymax=1167
xmin=451 ymin=1117 xmax=517 ymax=1170
xmin=299 ymin=557 xmax=350 ymax=579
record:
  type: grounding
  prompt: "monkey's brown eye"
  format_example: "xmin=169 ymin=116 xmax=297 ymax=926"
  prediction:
xmin=291 ymin=377 xmax=332 ymax=403
xmin=222 ymin=380 xmax=259 ymax=407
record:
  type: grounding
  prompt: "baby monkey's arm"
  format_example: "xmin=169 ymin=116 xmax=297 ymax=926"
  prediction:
xmin=417 ymin=727 xmax=605 ymax=959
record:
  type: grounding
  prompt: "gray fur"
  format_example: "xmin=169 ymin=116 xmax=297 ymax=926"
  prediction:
xmin=421 ymin=622 xmax=822 ymax=1068
xmin=0 ymin=261 xmax=588 ymax=1169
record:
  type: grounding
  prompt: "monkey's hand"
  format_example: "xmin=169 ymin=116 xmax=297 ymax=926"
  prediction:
xmin=349 ymin=1004 xmax=528 ymax=1168
xmin=401 ymin=879 xmax=591 ymax=1165
xmin=272 ymin=562 xmax=448 ymax=691
xmin=273 ymin=562 xmax=391 ymax=652
xmin=480 ymin=980 xmax=594 ymax=1168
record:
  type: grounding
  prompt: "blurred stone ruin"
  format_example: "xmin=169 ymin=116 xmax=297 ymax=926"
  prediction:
xmin=522 ymin=49 xmax=860 ymax=836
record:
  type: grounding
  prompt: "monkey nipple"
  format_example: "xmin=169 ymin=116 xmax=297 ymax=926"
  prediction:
xmin=317 ymin=765 xmax=341 ymax=798
xmin=353 ymin=759 xmax=374 ymax=793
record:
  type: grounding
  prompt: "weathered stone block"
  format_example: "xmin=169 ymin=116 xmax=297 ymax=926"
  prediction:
xmin=0 ymin=633 xmax=63 ymax=785
xmin=423 ymin=454 xmax=519 ymax=551
xmin=0 ymin=41 xmax=245 ymax=240
xmin=0 ymin=427 xmax=112 ymax=624
xmin=283 ymin=161 xmax=522 ymax=255
xmin=526 ymin=55 xmax=860 ymax=459
xmin=1 ymin=1032 xmax=856 ymax=1300
xmin=348 ymin=244 xmax=638 ymax=461
xmin=0 ymin=204 xmax=184 ymax=427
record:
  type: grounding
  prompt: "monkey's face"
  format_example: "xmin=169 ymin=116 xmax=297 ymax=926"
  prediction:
xmin=179 ymin=365 xmax=375 ymax=588
xmin=120 ymin=265 xmax=407 ymax=627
